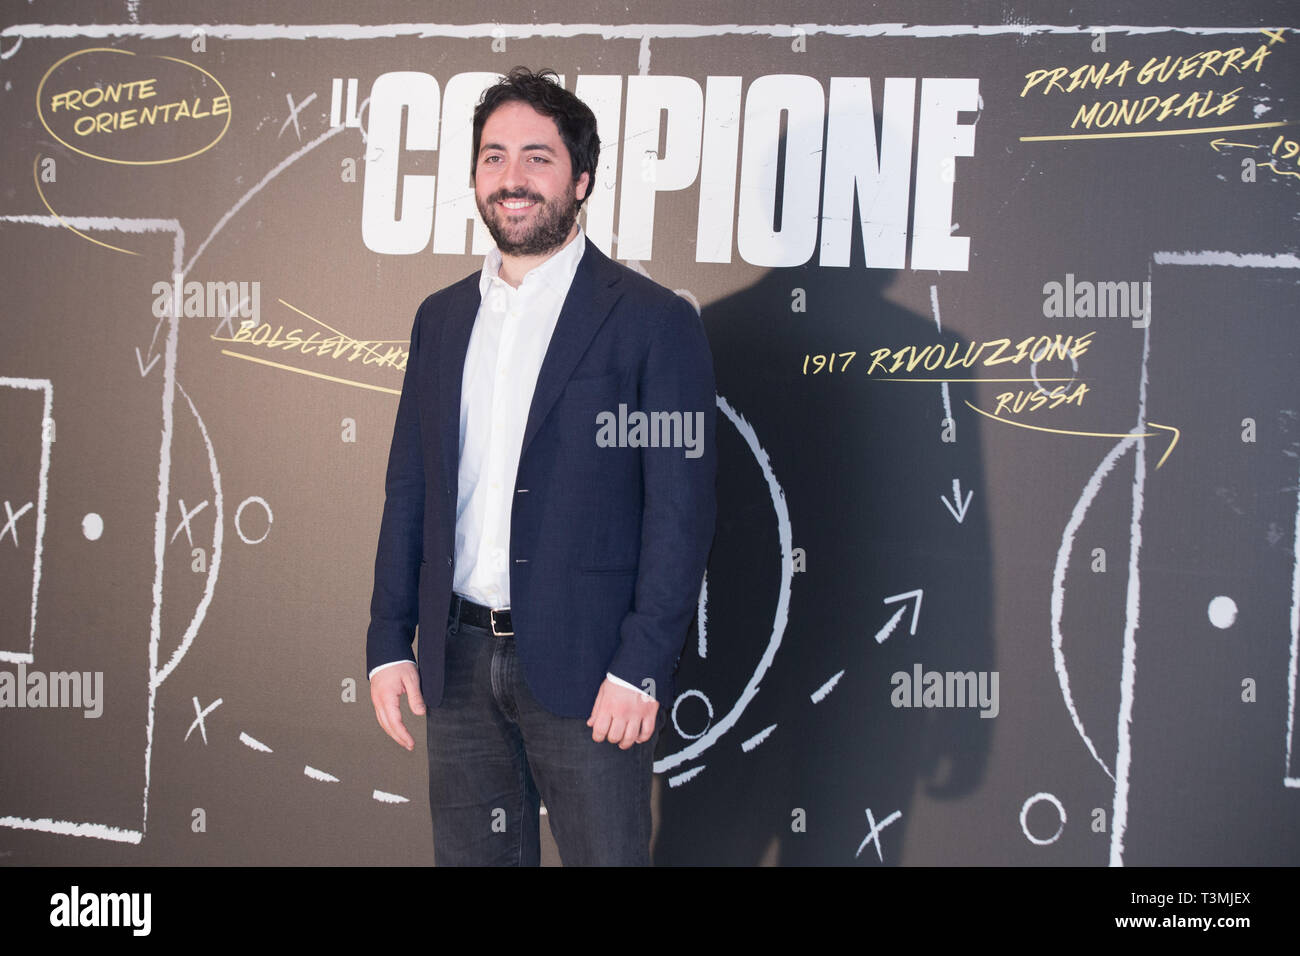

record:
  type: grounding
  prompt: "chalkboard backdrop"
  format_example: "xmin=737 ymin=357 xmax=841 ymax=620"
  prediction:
xmin=2 ymin=0 xmax=1297 ymax=865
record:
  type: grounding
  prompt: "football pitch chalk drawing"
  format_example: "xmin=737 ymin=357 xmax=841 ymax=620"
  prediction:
xmin=1 ymin=2 xmax=1296 ymax=865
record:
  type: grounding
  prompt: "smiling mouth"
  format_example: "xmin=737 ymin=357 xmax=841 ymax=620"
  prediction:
xmin=498 ymin=198 xmax=539 ymax=211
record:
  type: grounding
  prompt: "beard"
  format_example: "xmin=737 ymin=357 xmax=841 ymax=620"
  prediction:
xmin=477 ymin=184 xmax=580 ymax=257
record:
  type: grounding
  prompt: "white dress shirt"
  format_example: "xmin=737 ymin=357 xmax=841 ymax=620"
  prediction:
xmin=370 ymin=227 xmax=643 ymax=698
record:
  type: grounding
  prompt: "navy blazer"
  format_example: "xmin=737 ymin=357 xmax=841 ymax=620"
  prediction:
xmin=366 ymin=240 xmax=717 ymax=718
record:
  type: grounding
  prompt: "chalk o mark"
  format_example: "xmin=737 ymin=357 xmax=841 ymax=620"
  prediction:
xmin=234 ymin=495 xmax=272 ymax=544
xmin=1020 ymin=791 xmax=1066 ymax=846
xmin=672 ymin=689 xmax=714 ymax=741
xmin=1208 ymin=595 xmax=1238 ymax=629
xmin=82 ymin=512 xmax=103 ymax=541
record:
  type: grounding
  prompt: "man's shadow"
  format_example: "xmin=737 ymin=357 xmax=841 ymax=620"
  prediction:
xmin=653 ymin=161 xmax=994 ymax=865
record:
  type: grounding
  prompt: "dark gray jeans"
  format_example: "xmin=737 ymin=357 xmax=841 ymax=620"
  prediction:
xmin=425 ymin=614 xmax=664 ymax=866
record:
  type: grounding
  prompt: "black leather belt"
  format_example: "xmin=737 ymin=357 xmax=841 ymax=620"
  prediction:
xmin=449 ymin=594 xmax=513 ymax=636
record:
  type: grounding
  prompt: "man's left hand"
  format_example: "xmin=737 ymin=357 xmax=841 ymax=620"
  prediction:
xmin=587 ymin=678 xmax=658 ymax=749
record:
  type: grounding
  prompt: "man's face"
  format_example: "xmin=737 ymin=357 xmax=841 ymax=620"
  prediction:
xmin=474 ymin=100 xmax=590 ymax=257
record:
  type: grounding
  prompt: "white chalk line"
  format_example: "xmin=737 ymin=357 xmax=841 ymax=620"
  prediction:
xmin=668 ymin=766 xmax=705 ymax=788
xmin=2 ymin=23 xmax=1292 ymax=41
xmin=0 ymin=376 xmax=51 ymax=663
xmin=1051 ymin=435 xmax=1135 ymax=784
xmin=153 ymin=382 xmax=222 ymax=690
xmin=1153 ymin=250 xmax=1300 ymax=269
xmin=239 ymin=732 xmax=272 ymax=753
xmin=655 ymin=395 xmax=793 ymax=773
xmin=0 ymin=217 xmax=187 ymax=844
xmin=1286 ymin=453 xmax=1300 ymax=783
xmin=183 ymin=121 xmax=347 ymax=275
xmin=697 ymin=571 xmax=708 ymax=659
xmin=873 ymin=604 xmax=908 ymax=644
xmin=0 ymin=97 xmax=377 ymax=840
xmin=0 ymin=816 xmax=142 ymax=844
xmin=810 ymin=669 xmax=844 ymax=703
xmin=1053 ymin=249 xmax=1300 ymax=864
xmin=741 ymin=724 xmax=777 ymax=752
xmin=1109 ymin=262 xmax=1151 ymax=868
xmin=929 ymin=284 xmax=953 ymax=435
xmin=304 ymin=766 xmax=339 ymax=782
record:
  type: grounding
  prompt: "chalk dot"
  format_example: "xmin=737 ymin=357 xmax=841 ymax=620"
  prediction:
xmin=1208 ymin=595 xmax=1237 ymax=629
xmin=82 ymin=513 xmax=103 ymax=541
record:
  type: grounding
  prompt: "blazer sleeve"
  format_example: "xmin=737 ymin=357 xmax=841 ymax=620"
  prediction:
xmin=365 ymin=303 xmax=426 ymax=676
xmin=606 ymin=294 xmax=717 ymax=698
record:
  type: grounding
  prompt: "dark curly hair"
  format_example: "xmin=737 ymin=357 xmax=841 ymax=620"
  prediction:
xmin=471 ymin=67 xmax=600 ymax=208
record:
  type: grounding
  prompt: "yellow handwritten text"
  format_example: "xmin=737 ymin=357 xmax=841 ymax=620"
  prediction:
xmin=1071 ymin=87 xmax=1241 ymax=130
xmin=866 ymin=332 xmax=1094 ymax=376
xmin=1021 ymin=45 xmax=1271 ymax=97
xmin=992 ymin=384 xmax=1089 ymax=417
xmin=50 ymin=78 xmax=158 ymax=110
xmin=226 ymin=324 xmax=408 ymax=372
xmin=67 ymin=95 xmax=230 ymax=136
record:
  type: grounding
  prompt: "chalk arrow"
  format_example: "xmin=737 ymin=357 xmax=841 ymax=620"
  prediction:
xmin=940 ymin=479 xmax=973 ymax=523
xmin=1209 ymin=137 xmax=1263 ymax=152
xmin=875 ymin=589 xmax=923 ymax=644
xmin=135 ymin=346 xmax=161 ymax=378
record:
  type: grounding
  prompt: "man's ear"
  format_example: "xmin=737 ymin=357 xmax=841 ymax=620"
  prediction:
xmin=575 ymin=171 xmax=590 ymax=202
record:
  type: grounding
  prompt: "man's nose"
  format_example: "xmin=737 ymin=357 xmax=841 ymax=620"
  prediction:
xmin=500 ymin=155 xmax=528 ymax=190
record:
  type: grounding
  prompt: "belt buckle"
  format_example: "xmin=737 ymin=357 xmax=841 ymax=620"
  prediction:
xmin=490 ymin=608 xmax=513 ymax=637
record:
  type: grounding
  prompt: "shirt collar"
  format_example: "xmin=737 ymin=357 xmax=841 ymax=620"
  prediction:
xmin=479 ymin=225 xmax=586 ymax=299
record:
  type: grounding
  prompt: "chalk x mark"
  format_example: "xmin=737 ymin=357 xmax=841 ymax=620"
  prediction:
xmin=855 ymin=808 xmax=901 ymax=862
xmin=184 ymin=696 xmax=222 ymax=744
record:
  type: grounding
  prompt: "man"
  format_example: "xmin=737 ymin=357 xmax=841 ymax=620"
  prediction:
xmin=366 ymin=67 xmax=717 ymax=866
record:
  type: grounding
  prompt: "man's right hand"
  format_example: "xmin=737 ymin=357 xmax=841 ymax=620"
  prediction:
xmin=370 ymin=662 xmax=425 ymax=751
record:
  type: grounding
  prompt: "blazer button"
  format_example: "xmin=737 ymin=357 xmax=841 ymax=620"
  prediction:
xmin=446 ymin=556 xmax=453 ymax=566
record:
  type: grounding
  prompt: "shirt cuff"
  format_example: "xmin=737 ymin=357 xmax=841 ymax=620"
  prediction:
xmin=606 ymin=671 xmax=651 ymax=698
xmin=369 ymin=659 xmax=416 ymax=680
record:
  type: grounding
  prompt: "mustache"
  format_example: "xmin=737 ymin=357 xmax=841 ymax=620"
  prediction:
xmin=488 ymin=188 xmax=545 ymax=204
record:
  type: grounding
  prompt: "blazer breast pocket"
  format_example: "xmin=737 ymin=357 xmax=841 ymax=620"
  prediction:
xmin=557 ymin=371 xmax=625 ymax=449
xmin=560 ymin=370 xmax=623 ymax=405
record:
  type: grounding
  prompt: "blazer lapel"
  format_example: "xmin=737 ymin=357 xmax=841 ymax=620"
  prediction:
xmin=519 ymin=242 xmax=625 ymax=458
xmin=437 ymin=277 xmax=482 ymax=498
xmin=437 ymin=241 xmax=626 ymax=497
